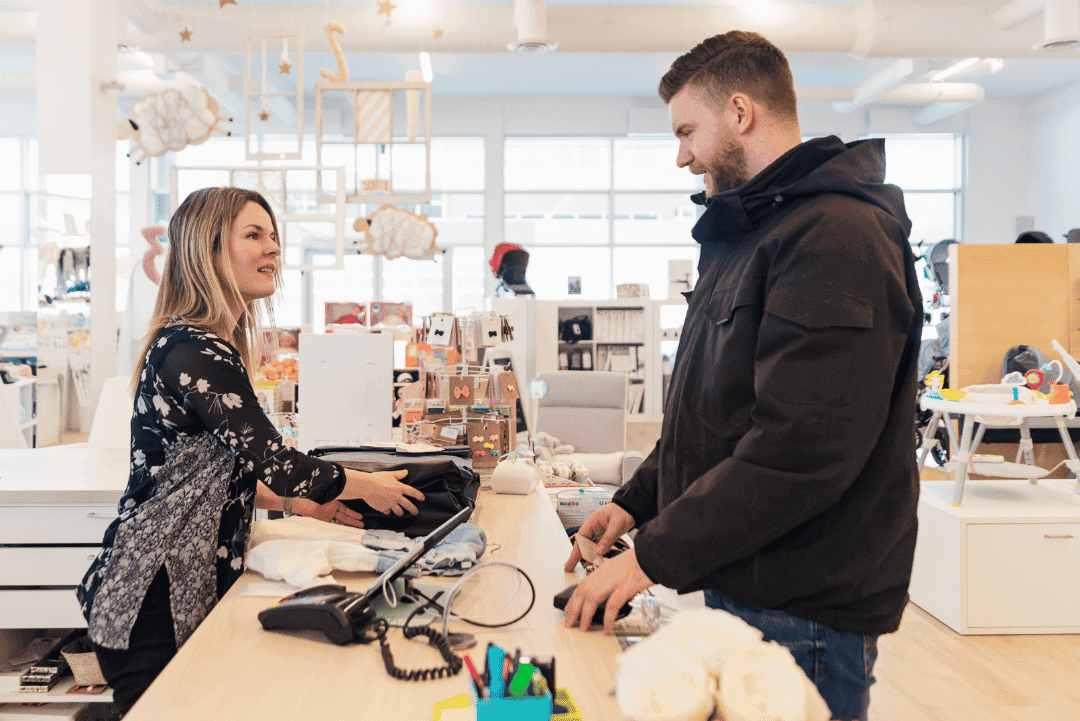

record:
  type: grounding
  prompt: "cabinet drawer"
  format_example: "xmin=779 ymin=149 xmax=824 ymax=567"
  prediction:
xmin=0 ymin=547 xmax=99 ymax=586
xmin=0 ymin=506 xmax=117 ymax=544
xmin=966 ymin=522 xmax=1080 ymax=628
xmin=0 ymin=589 xmax=86 ymax=629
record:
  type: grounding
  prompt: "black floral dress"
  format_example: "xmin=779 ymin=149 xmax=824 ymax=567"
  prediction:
xmin=77 ymin=320 xmax=345 ymax=651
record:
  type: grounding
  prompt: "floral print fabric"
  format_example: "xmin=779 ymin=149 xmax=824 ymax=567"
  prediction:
xmin=78 ymin=321 xmax=345 ymax=650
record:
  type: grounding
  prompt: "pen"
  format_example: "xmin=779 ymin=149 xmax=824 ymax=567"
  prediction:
xmin=463 ymin=654 xmax=486 ymax=699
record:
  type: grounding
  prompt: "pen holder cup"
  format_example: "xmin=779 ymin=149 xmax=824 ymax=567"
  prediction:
xmin=469 ymin=679 xmax=552 ymax=721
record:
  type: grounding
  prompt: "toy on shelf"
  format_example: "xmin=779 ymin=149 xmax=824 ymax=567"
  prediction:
xmin=918 ymin=339 xmax=1080 ymax=506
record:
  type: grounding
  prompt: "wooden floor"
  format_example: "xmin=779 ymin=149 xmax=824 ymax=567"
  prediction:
xmin=872 ymin=602 xmax=1080 ymax=721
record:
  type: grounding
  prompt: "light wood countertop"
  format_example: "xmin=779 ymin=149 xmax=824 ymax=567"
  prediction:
xmin=125 ymin=486 xmax=629 ymax=721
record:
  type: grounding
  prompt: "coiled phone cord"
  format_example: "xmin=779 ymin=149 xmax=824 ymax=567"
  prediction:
xmin=360 ymin=601 xmax=464 ymax=681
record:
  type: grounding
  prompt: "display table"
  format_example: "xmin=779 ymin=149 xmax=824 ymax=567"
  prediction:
xmin=910 ymin=478 xmax=1080 ymax=634
xmin=917 ymin=394 xmax=1080 ymax=506
xmin=125 ymin=486 xmax=631 ymax=721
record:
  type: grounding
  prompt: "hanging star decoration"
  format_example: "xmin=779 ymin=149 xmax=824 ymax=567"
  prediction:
xmin=179 ymin=27 xmax=193 ymax=42
xmin=258 ymin=108 xmax=269 ymax=121
xmin=433 ymin=27 xmax=444 ymax=39
xmin=377 ymin=0 xmax=397 ymax=19
xmin=277 ymin=59 xmax=292 ymax=75
xmin=218 ymin=0 xmax=237 ymax=7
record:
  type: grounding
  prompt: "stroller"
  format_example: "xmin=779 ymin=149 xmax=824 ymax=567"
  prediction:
xmin=916 ymin=338 xmax=950 ymax=467
xmin=914 ymin=239 xmax=956 ymax=467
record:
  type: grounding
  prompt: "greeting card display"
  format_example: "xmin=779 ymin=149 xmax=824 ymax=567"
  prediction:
xmin=428 ymin=314 xmax=456 ymax=347
xmin=466 ymin=417 xmax=512 ymax=469
xmin=449 ymin=376 xmax=474 ymax=403
xmin=478 ymin=314 xmax=502 ymax=347
xmin=370 ymin=302 xmax=412 ymax=326
xmin=325 ymin=301 xmax=367 ymax=326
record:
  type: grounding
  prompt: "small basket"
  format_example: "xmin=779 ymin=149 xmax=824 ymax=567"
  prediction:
xmin=60 ymin=636 xmax=107 ymax=687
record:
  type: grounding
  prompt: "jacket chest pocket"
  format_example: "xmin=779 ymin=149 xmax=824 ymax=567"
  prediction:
xmin=758 ymin=287 xmax=876 ymax=406
xmin=706 ymin=280 xmax=764 ymax=327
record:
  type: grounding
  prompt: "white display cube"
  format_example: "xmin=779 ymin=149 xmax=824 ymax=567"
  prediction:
xmin=910 ymin=478 xmax=1080 ymax=634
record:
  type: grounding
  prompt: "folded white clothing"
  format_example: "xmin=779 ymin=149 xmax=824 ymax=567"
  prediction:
xmin=245 ymin=539 xmax=379 ymax=589
xmin=248 ymin=515 xmax=367 ymax=547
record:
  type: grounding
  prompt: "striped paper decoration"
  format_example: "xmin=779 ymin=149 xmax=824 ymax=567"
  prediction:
xmin=355 ymin=89 xmax=391 ymax=143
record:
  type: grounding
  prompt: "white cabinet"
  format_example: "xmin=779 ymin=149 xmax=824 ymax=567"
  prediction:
xmin=0 ymin=504 xmax=118 ymax=629
xmin=0 ymin=380 xmax=35 ymax=449
xmin=0 ymin=448 xmax=126 ymax=712
xmin=910 ymin=478 xmax=1080 ymax=634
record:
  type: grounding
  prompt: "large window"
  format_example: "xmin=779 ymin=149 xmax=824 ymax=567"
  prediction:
xmin=504 ymin=137 xmax=702 ymax=301
xmin=877 ymin=134 xmax=963 ymax=249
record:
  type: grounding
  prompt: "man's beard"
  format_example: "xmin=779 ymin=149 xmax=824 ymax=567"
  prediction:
xmin=704 ymin=136 xmax=751 ymax=195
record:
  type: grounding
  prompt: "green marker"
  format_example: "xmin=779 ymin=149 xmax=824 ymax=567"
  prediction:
xmin=508 ymin=662 xmax=536 ymax=698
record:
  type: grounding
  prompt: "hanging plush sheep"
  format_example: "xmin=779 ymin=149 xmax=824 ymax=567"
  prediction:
xmin=353 ymin=204 xmax=444 ymax=260
xmin=117 ymin=86 xmax=231 ymax=164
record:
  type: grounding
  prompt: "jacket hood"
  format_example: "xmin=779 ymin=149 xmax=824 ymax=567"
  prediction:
xmin=691 ymin=136 xmax=912 ymax=243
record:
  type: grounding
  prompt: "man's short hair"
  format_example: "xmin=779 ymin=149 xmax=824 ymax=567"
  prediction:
xmin=659 ymin=30 xmax=798 ymax=123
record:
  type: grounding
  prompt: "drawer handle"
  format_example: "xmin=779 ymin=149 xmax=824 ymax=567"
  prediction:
xmin=87 ymin=554 xmax=97 ymax=561
xmin=86 ymin=513 xmax=116 ymax=519
xmin=1044 ymin=534 xmax=1075 ymax=539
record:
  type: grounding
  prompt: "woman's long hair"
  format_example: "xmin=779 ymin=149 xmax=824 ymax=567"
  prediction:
xmin=131 ymin=187 xmax=281 ymax=393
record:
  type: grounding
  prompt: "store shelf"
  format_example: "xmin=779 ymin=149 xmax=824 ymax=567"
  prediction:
xmin=536 ymin=301 xmax=659 ymax=422
xmin=0 ymin=674 xmax=112 ymax=704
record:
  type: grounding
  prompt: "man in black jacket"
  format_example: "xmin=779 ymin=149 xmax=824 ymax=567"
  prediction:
xmin=562 ymin=31 xmax=922 ymax=721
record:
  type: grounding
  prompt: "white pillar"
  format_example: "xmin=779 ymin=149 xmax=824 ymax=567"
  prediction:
xmin=36 ymin=0 xmax=120 ymax=429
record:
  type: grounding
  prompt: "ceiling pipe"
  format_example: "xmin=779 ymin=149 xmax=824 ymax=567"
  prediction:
xmin=833 ymin=57 xmax=930 ymax=113
xmin=877 ymin=82 xmax=986 ymax=104
xmin=106 ymin=2 xmax=1037 ymax=56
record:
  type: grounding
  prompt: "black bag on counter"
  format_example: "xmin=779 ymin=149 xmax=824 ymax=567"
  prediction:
xmin=309 ymin=446 xmax=479 ymax=537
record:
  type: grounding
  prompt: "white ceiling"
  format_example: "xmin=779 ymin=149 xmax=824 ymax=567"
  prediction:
xmin=4 ymin=1 xmax=1080 ymax=110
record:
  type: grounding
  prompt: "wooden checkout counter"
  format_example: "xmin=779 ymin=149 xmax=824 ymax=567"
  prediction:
xmin=123 ymin=484 xmax=628 ymax=721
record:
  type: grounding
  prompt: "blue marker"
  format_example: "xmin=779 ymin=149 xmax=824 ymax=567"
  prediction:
xmin=486 ymin=644 xmax=506 ymax=699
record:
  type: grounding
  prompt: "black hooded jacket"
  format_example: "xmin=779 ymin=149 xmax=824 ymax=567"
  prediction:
xmin=612 ymin=136 xmax=923 ymax=635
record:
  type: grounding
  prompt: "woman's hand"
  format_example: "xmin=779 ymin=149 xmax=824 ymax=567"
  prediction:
xmin=254 ymin=481 xmax=365 ymax=527
xmin=340 ymin=468 xmax=425 ymax=516
xmin=290 ymin=497 xmax=365 ymax=528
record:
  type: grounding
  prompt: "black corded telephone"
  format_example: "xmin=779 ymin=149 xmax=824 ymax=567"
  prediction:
xmin=257 ymin=504 xmax=473 ymax=679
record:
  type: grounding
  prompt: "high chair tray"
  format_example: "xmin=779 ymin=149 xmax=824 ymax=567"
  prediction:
xmin=920 ymin=396 xmax=1077 ymax=417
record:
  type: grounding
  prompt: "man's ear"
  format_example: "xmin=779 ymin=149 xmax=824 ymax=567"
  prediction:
xmin=727 ymin=93 xmax=754 ymax=136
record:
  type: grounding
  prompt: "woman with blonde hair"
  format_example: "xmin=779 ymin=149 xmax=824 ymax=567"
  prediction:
xmin=77 ymin=187 xmax=424 ymax=716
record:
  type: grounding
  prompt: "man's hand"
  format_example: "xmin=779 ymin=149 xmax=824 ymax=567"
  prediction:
xmin=562 ymin=549 xmax=654 ymax=634
xmin=564 ymin=503 xmax=635 ymax=572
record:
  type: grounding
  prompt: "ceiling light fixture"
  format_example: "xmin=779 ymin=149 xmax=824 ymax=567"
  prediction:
xmin=1037 ymin=0 xmax=1080 ymax=50
xmin=508 ymin=0 xmax=557 ymax=53
xmin=419 ymin=51 xmax=433 ymax=82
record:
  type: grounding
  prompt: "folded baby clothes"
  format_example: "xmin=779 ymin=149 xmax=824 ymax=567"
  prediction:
xmin=245 ymin=517 xmax=486 ymax=586
xmin=362 ymin=523 xmax=487 ymax=575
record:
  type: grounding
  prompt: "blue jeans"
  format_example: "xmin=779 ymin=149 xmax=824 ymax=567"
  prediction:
xmin=703 ymin=590 xmax=877 ymax=721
